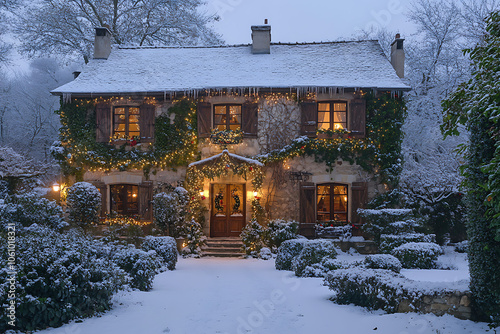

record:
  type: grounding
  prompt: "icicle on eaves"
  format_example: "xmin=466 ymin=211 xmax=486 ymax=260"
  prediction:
xmin=63 ymin=93 xmax=71 ymax=103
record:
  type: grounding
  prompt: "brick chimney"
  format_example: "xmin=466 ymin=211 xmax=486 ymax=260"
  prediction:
xmin=251 ymin=20 xmax=271 ymax=54
xmin=391 ymin=33 xmax=405 ymax=78
xmin=94 ymin=26 xmax=112 ymax=59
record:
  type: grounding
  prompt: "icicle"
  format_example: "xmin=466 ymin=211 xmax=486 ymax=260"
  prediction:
xmin=164 ymin=90 xmax=167 ymax=102
xmin=63 ymin=93 xmax=71 ymax=103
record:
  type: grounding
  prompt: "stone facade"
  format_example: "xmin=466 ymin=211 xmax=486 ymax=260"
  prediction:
xmin=398 ymin=292 xmax=472 ymax=320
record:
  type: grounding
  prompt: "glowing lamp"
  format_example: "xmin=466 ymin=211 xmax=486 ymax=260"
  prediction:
xmin=52 ymin=182 xmax=60 ymax=192
xmin=253 ymin=191 xmax=258 ymax=198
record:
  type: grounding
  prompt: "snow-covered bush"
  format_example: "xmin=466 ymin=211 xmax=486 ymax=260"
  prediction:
xmin=454 ymin=240 xmax=468 ymax=253
xmin=391 ymin=242 xmax=443 ymax=269
xmin=363 ymin=254 xmax=402 ymax=273
xmin=112 ymin=245 xmax=162 ymax=291
xmin=379 ymin=233 xmax=436 ymax=254
xmin=240 ymin=219 xmax=265 ymax=256
xmin=292 ymin=240 xmax=338 ymax=277
xmin=141 ymin=236 xmax=178 ymax=270
xmin=302 ymin=258 xmax=353 ymax=278
xmin=259 ymin=247 xmax=272 ymax=260
xmin=358 ymin=208 xmax=413 ymax=242
xmin=179 ymin=219 xmax=206 ymax=256
xmin=0 ymin=227 xmax=126 ymax=332
xmin=0 ymin=192 xmax=65 ymax=230
xmin=275 ymin=239 xmax=308 ymax=270
xmin=66 ymin=182 xmax=101 ymax=228
xmin=264 ymin=219 xmax=299 ymax=249
xmin=153 ymin=187 xmax=189 ymax=236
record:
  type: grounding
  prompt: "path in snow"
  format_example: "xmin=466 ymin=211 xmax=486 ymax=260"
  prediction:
xmin=41 ymin=258 xmax=491 ymax=334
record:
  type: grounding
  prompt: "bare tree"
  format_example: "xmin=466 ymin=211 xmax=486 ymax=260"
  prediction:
xmin=13 ymin=0 xmax=222 ymax=63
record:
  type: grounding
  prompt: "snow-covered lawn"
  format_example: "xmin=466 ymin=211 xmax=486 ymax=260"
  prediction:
xmin=37 ymin=256 xmax=494 ymax=334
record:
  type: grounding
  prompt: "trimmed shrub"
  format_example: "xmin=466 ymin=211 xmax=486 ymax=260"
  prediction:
xmin=292 ymin=240 xmax=338 ymax=277
xmin=359 ymin=208 xmax=413 ymax=242
xmin=303 ymin=258 xmax=353 ymax=278
xmin=275 ymin=239 xmax=308 ymax=270
xmin=141 ymin=236 xmax=178 ymax=270
xmin=264 ymin=219 xmax=299 ymax=249
xmin=391 ymin=242 xmax=443 ymax=269
xmin=112 ymin=245 xmax=162 ymax=291
xmin=66 ymin=182 xmax=101 ymax=228
xmin=152 ymin=187 xmax=189 ymax=236
xmin=240 ymin=220 xmax=265 ymax=256
xmin=379 ymin=233 xmax=436 ymax=254
xmin=179 ymin=219 xmax=206 ymax=256
xmin=259 ymin=247 xmax=272 ymax=260
xmin=454 ymin=240 xmax=469 ymax=254
xmin=363 ymin=254 xmax=402 ymax=273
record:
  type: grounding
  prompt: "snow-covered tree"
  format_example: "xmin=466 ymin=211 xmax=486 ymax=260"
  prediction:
xmin=13 ymin=0 xmax=222 ymax=63
xmin=0 ymin=146 xmax=44 ymax=193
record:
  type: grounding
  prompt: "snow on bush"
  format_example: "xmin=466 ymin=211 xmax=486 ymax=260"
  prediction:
xmin=275 ymin=239 xmax=308 ymax=270
xmin=358 ymin=208 xmax=414 ymax=242
xmin=379 ymin=233 xmax=436 ymax=254
xmin=264 ymin=219 xmax=299 ymax=249
xmin=259 ymin=247 xmax=272 ymax=260
xmin=66 ymin=182 xmax=101 ymax=228
xmin=292 ymin=240 xmax=338 ymax=277
xmin=302 ymin=258 xmax=353 ymax=278
xmin=141 ymin=236 xmax=178 ymax=270
xmin=391 ymin=242 xmax=443 ymax=269
xmin=112 ymin=245 xmax=162 ymax=291
xmin=454 ymin=240 xmax=468 ymax=253
xmin=363 ymin=254 xmax=402 ymax=273
xmin=152 ymin=187 xmax=189 ymax=236
xmin=179 ymin=219 xmax=206 ymax=257
xmin=0 ymin=226 xmax=126 ymax=332
xmin=240 ymin=219 xmax=265 ymax=256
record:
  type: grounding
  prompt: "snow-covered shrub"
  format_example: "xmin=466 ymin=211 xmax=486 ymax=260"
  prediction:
xmin=0 ymin=227 xmax=126 ymax=332
xmin=66 ymin=182 xmax=101 ymax=228
xmin=259 ymin=247 xmax=272 ymax=260
xmin=292 ymin=240 xmax=338 ymax=277
xmin=391 ymin=242 xmax=443 ymax=269
xmin=240 ymin=219 xmax=265 ymax=256
xmin=141 ymin=236 xmax=178 ymax=270
xmin=112 ymin=245 xmax=162 ymax=291
xmin=302 ymin=258 xmax=353 ymax=278
xmin=179 ymin=219 xmax=206 ymax=256
xmin=379 ymin=233 xmax=436 ymax=254
xmin=454 ymin=240 xmax=468 ymax=253
xmin=153 ymin=187 xmax=189 ymax=236
xmin=264 ymin=219 xmax=299 ymax=249
xmin=358 ymin=208 xmax=413 ymax=242
xmin=275 ymin=239 xmax=308 ymax=270
xmin=0 ymin=192 xmax=65 ymax=230
xmin=363 ymin=254 xmax=402 ymax=273
xmin=316 ymin=223 xmax=353 ymax=240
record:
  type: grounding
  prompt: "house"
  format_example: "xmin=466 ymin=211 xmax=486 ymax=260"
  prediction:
xmin=51 ymin=24 xmax=410 ymax=238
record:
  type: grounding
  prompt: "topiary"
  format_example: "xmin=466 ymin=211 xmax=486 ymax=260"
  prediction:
xmin=363 ymin=254 xmax=402 ymax=273
xmin=141 ymin=236 xmax=178 ymax=270
xmin=264 ymin=219 xmax=299 ymax=249
xmin=66 ymin=182 xmax=101 ymax=228
xmin=292 ymin=240 xmax=338 ymax=277
xmin=391 ymin=242 xmax=443 ymax=269
xmin=275 ymin=239 xmax=308 ymax=270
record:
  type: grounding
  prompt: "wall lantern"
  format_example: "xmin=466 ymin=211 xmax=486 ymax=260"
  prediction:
xmin=288 ymin=171 xmax=312 ymax=184
xmin=52 ymin=182 xmax=61 ymax=192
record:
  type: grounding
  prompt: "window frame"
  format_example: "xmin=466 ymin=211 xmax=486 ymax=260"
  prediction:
xmin=113 ymin=106 xmax=140 ymax=139
xmin=213 ymin=104 xmax=242 ymax=131
xmin=316 ymin=183 xmax=349 ymax=222
xmin=317 ymin=101 xmax=348 ymax=131
xmin=109 ymin=184 xmax=139 ymax=216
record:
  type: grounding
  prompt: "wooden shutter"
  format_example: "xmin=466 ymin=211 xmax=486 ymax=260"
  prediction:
xmin=197 ymin=102 xmax=211 ymax=138
xmin=138 ymin=181 xmax=153 ymax=221
xmin=92 ymin=181 xmax=107 ymax=218
xmin=95 ymin=103 xmax=111 ymax=143
xmin=300 ymin=101 xmax=317 ymax=137
xmin=299 ymin=182 xmax=316 ymax=237
xmin=351 ymin=182 xmax=368 ymax=224
xmin=242 ymin=102 xmax=258 ymax=137
xmin=349 ymin=99 xmax=366 ymax=137
xmin=139 ymin=104 xmax=156 ymax=143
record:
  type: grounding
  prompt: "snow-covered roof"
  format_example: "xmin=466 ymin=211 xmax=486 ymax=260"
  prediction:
xmin=188 ymin=150 xmax=263 ymax=168
xmin=52 ymin=41 xmax=410 ymax=96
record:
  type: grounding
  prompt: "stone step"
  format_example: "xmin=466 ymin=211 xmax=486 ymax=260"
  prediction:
xmin=205 ymin=242 xmax=243 ymax=248
xmin=202 ymin=252 xmax=244 ymax=258
xmin=203 ymin=247 xmax=243 ymax=253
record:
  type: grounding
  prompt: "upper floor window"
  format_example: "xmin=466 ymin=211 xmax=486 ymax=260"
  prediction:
xmin=317 ymin=183 xmax=348 ymax=222
xmin=214 ymin=104 xmax=241 ymax=131
xmin=114 ymin=106 xmax=140 ymax=138
xmin=110 ymin=184 xmax=139 ymax=216
xmin=317 ymin=101 xmax=347 ymax=131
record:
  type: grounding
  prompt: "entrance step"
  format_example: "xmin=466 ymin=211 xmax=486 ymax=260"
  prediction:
xmin=202 ymin=238 xmax=245 ymax=258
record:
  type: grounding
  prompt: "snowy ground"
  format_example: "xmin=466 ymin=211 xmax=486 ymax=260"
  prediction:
xmin=38 ymin=255 xmax=495 ymax=334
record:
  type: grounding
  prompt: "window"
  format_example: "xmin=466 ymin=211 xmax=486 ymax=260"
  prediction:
xmin=113 ymin=106 xmax=140 ymax=138
xmin=316 ymin=184 xmax=348 ymax=222
xmin=317 ymin=101 xmax=347 ymax=131
xmin=214 ymin=105 xmax=241 ymax=131
xmin=110 ymin=184 xmax=139 ymax=216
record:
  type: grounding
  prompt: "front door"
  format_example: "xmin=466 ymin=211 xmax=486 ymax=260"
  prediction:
xmin=210 ymin=184 xmax=246 ymax=237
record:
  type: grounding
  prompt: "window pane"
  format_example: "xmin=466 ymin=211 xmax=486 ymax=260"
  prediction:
xmin=229 ymin=124 xmax=241 ymax=131
xmin=334 ymin=185 xmax=347 ymax=194
xmin=127 ymin=186 xmax=139 ymax=214
xmin=333 ymin=123 xmax=345 ymax=130
xmin=318 ymin=123 xmax=330 ymax=130
xmin=215 ymin=106 xmax=226 ymax=114
xmin=217 ymin=124 xmax=226 ymax=131
xmin=214 ymin=115 xmax=224 ymax=125
xmin=129 ymin=107 xmax=139 ymax=115
xmin=318 ymin=112 xmax=330 ymax=123
xmin=230 ymin=185 xmax=243 ymax=217
xmin=129 ymin=123 xmax=140 ymax=132
xmin=333 ymin=112 xmax=346 ymax=123
xmin=333 ymin=196 xmax=347 ymax=212
xmin=229 ymin=105 xmax=241 ymax=115
xmin=114 ymin=124 xmax=126 ymax=132
xmin=115 ymin=107 xmax=125 ymax=115
xmin=333 ymin=103 xmax=346 ymax=111
xmin=229 ymin=114 xmax=241 ymax=124
xmin=318 ymin=103 xmax=330 ymax=112
xmin=317 ymin=185 xmax=331 ymax=221
xmin=129 ymin=114 xmax=139 ymax=123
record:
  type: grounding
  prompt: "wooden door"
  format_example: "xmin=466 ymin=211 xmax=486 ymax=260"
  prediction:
xmin=210 ymin=184 xmax=246 ymax=237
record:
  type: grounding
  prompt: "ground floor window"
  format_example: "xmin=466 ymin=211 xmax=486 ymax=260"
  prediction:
xmin=316 ymin=183 xmax=348 ymax=222
xmin=110 ymin=184 xmax=139 ymax=216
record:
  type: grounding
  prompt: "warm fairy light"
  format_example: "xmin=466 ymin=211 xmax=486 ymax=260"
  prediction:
xmin=52 ymin=182 xmax=60 ymax=192
xmin=253 ymin=191 xmax=258 ymax=197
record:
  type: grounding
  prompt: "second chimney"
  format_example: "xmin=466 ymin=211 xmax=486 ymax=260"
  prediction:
xmin=391 ymin=33 xmax=405 ymax=79
xmin=251 ymin=22 xmax=271 ymax=54
xmin=94 ymin=27 xmax=112 ymax=59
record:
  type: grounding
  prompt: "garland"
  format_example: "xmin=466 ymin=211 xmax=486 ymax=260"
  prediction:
xmin=210 ymin=128 xmax=243 ymax=149
xmin=214 ymin=191 xmax=224 ymax=212
xmin=232 ymin=189 xmax=241 ymax=212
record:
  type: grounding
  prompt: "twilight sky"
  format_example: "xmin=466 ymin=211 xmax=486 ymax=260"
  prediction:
xmin=205 ymin=0 xmax=416 ymax=44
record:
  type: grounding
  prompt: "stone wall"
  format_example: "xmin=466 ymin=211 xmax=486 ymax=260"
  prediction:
xmin=398 ymin=292 xmax=472 ymax=320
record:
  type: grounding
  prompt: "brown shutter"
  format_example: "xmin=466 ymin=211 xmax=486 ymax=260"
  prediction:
xmin=351 ymin=182 xmax=368 ymax=224
xmin=92 ymin=181 xmax=107 ymax=218
xmin=197 ymin=102 xmax=211 ymax=138
xmin=300 ymin=101 xmax=317 ymax=137
xmin=242 ymin=102 xmax=258 ymax=137
xmin=138 ymin=181 xmax=153 ymax=221
xmin=95 ymin=103 xmax=111 ymax=143
xmin=299 ymin=182 xmax=316 ymax=237
xmin=349 ymin=99 xmax=366 ymax=137
xmin=139 ymin=104 xmax=156 ymax=143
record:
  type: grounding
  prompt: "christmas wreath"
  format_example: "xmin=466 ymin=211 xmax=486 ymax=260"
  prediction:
xmin=215 ymin=191 xmax=224 ymax=212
